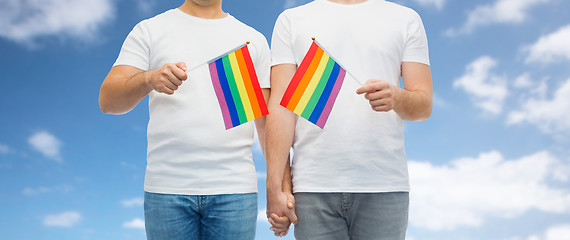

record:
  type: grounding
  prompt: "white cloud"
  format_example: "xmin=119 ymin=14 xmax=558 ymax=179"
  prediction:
xmin=446 ymin=0 xmax=550 ymax=36
xmin=252 ymin=125 xmax=263 ymax=157
xmin=121 ymin=198 xmax=144 ymax=207
xmin=28 ymin=131 xmax=63 ymax=162
xmin=0 ymin=144 xmax=10 ymax=154
xmin=123 ymin=218 xmax=145 ymax=229
xmin=257 ymin=171 xmax=267 ymax=180
xmin=283 ymin=0 xmax=299 ymax=9
xmin=413 ymin=0 xmax=446 ymax=10
xmin=43 ymin=211 xmax=82 ymax=227
xmin=409 ymin=150 xmax=570 ymax=231
xmin=524 ymin=25 xmax=570 ymax=64
xmin=513 ymin=73 xmax=534 ymax=89
xmin=22 ymin=187 xmax=51 ymax=195
xmin=525 ymin=224 xmax=570 ymax=240
xmin=23 ymin=185 xmax=73 ymax=196
xmin=512 ymin=73 xmax=548 ymax=99
xmin=134 ymin=0 xmax=157 ymax=15
xmin=453 ymin=56 xmax=508 ymax=115
xmin=258 ymin=209 xmax=268 ymax=223
xmin=0 ymin=0 xmax=114 ymax=46
xmin=283 ymin=0 xmax=311 ymax=9
xmin=432 ymin=93 xmax=447 ymax=109
xmin=507 ymin=78 xmax=570 ymax=134
xmin=120 ymin=161 xmax=138 ymax=169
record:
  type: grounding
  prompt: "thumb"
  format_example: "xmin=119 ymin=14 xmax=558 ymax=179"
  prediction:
xmin=286 ymin=194 xmax=295 ymax=209
xmin=176 ymin=62 xmax=187 ymax=72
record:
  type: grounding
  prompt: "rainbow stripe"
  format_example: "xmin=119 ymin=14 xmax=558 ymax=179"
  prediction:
xmin=280 ymin=41 xmax=346 ymax=129
xmin=209 ymin=44 xmax=268 ymax=130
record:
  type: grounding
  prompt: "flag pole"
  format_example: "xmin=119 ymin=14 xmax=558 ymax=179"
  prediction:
xmin=312 ymin=37 xmax=364 ymax=86
xmin=185 ymin=41 xmax=250 ymax=74
xmin=184 ymin=62 xmax=205 ymax=74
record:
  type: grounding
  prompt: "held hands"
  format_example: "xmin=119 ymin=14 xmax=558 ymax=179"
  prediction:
xmin=356 ymin=79 xmax=401 ymax=112
xmin=267 ymin=191 xmax=297 ymax=237
xmin=146 ymin=62 xmax=188 ymax=95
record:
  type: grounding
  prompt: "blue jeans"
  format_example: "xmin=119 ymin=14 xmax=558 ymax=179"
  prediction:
xmin=144 ymin=191 xmax=257 ymax=240
xmin=293 ymin=192 xmax=409 ymax=240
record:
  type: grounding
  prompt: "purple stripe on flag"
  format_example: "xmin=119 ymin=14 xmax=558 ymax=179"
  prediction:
xmin=209 ymin=62 xmax=233 ymax=129
xmin=316 ymin=68 xmax=346 ymax=129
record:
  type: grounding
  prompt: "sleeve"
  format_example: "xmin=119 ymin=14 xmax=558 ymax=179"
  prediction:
xmin=113 ymin=21 xmax=151 ymax=71
xmin=270 ymin=11 xmax=296 ymax=66
xmin=402 ymin=10 xmax=430 ymax=66
xmin=253 ymin=32 xmax=271 ymax=89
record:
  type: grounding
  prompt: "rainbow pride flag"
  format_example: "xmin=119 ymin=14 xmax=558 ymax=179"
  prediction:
xmin=208 ymin=43 xmax=268 ymax=130
xmin=280 ymin=41 xmax=346 ymax=129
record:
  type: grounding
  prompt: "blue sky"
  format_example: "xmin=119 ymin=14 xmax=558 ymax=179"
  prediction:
xmin=1 ymin=0 xmax=569 ymax=239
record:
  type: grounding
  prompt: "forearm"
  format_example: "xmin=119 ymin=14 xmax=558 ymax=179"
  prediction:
xmin=265 ymin=107 xmax=296 ymax=194
xmin=99 ymin=67 xmax=152 ymax=115
xmin=393 ymin=87 xmax=432 ymax=122
xmin=395 ymin=62 xmax=433 ymax=122
xmin=281 ymin=155 xmax=292 ymax=194
xmin=266 ymin=64 xmax=297 ymax=194
xmin=254 ymin=89 xmax=271 ymax=156
xmin=265 ymin=64 xmax=299 ymax=225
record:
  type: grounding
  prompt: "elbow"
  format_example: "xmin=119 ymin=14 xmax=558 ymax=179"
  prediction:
xmin=417 ymin=108 xmax=432 ymax=122
xmin=99 ymin=98 xmax=112 ymax=114
xmin=99 ymin=86 xmax=112 ymax=114
xmin=98 ymin=87 xmax=128 ymax=115
xmin=402 ymin=104 xmax=432 ymax=122
xmin=99 ymin=104 xmax=127 ymax=115
xmin=415 ymin=96 xmax=433 ymax=122
xmin=99 ymin=96 xmax=124 ymax=115
xmin=416 ymin=103 xmax=432 ymax=122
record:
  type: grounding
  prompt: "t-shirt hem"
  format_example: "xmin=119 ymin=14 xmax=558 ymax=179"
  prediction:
xmin=144 ymin=186 xmax=258 ymax=195
xmin=292 ymin=187 xmax=410 ymax=193
xmin=402 ymin=58 xmax=430 ymax=66
xmin=271 ymin=59 xmax=296 ymax=67
xmin=112 ymin=62 xmax=149 ymax=71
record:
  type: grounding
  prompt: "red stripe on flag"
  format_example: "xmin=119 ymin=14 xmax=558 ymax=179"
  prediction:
xmin=241 ymin=45 xmax=268 ymax=116
xmin=280 ymin=42 xmax=319 ymax=107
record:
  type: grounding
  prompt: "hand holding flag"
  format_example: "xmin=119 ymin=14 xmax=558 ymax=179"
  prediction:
xmin=147 ymin=62 xmax=188 ymax=95
xmin=356 ymin=79 xmax=400 ymax=112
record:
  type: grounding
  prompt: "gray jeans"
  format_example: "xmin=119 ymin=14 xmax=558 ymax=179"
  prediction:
xmin=293 ymin=192 xmax=409 ymax=240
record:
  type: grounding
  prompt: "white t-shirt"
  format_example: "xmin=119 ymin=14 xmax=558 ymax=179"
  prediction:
xmin=271 ymin=0 xmax=430 ymax=193
xmin=114 ymin=9 xmax=270 ymax=195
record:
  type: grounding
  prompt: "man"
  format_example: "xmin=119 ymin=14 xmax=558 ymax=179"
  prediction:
xmin=99 ymin=1 xmax=270 ymax=239
xmin=266 ymin=0 xmax=432 ymax=239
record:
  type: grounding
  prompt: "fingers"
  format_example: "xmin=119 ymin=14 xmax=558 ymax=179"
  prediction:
xmin=172 ymin=62 xmax=188 ymax=81
xmin=269 ymin=226 xmax=289 ymax=237
xmin=268 ymin=214 xmax=291 ymax=237
xmin=355 ymin=80 xmax=395 ymax=112
xmin=363 ymin=88 xmax=392 ymax=101
xmin=271 ymin=227 xmax=289 ymax=237
xmin=288 ymin=210 xmax=298 ymax=225
xmin=165 ymin=64 xmax=186 ymax=85
xmin=356 ymin=80 xmax=389 ymax=95
xmin=270 ymin=213 xmax=290 ymax=226
xmin=286 ymin=193 xmax=295 ymax=209
xmin=282 ymin=193 xmax=298 ymax=224
xmin=368 ymin=96 xmax=393 ymax=108
xmin=175 ymin=62 xmax=188 ymax=72
xmin=152 ymin=63 xmax=188 ymax=94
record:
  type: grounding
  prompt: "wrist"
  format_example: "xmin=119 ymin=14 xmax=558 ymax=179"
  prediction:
xmin=267 ymin=181 xmax=283 ymax=194
xmin=392 ymin=85 xmax=403 ymax=109
xmin=141 ymin=70 xmax=154 ymax=91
